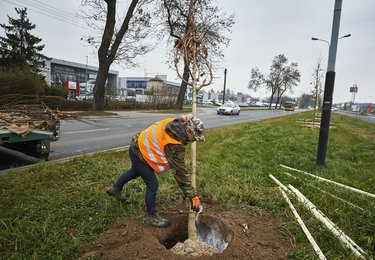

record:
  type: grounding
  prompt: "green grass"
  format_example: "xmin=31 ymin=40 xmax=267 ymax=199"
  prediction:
xmin=0 ymin=112 xmax=374 ymax=259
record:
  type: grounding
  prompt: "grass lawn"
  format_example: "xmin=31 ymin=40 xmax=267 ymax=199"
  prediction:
xmin=0 ymin=112 xmax=374 ymax=259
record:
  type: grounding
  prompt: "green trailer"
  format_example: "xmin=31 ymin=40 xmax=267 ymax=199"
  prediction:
xmin=0 ymin=122 xmax=60 ymax=161
xmin=0 ymin=102 xmax=64 ymax=161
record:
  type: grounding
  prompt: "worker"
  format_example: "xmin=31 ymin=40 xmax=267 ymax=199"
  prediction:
xmin=106 ymin=114 xmax=205 ymax=228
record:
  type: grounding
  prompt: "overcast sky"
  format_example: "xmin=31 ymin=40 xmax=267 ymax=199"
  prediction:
xmin=1 ymin=0 xmax=374 ymax=103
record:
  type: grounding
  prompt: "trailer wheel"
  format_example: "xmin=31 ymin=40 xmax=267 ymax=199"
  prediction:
xmin=39 ymin=153 xmax=49 ymax=161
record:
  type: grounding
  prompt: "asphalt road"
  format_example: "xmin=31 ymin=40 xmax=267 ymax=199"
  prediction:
xmin=335 ymin=111 xmax=375 ymax=124
xmin=51 ymin=107 xmax=304 ymax=159
xmin=1 ymin=107 xmax=304 ymax=170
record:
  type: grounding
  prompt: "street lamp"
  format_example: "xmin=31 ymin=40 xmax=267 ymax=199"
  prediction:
xmin=313 ymin=0 xmax=350 ymax=166
xmin=222 ymin=68 xmax=227 ymax=104
xmin=311 ymin=34 xmax=351 ymax=45
xmin=339 ymin=33 xmax=351 ymax=39
xmin=311 ymin=37 xmax=329 ymax=45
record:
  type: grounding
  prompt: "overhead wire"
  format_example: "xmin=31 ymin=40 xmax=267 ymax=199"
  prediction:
xmin=28 ymin=0 xmax=79 ymax=19
xmin=12 ymin=0 xmax=88 ymax=28
xmin=1 ymin=0 xmax=91 ymax=30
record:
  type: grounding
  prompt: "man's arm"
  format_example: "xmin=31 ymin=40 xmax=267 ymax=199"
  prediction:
xmin=164 ymin=144 xmax=196 ymax=198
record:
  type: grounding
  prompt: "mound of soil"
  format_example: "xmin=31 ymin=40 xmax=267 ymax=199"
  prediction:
xmin=171 ymin=238 xmax=217 ymax=256
xmin=78 ymin=203 xmax=291 ymax=259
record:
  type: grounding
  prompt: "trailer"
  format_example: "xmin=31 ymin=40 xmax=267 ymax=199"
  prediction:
xmin=0 ymin=102 xmax=74 ymax=161
xmin=0 ymin=127 xmax=58 ymax=160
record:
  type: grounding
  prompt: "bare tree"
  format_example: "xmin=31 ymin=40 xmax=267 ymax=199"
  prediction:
xmin=311 ymin=55 xmax=325 ymax=127
xmin=248 ymin=54 xmax=300 ymax=109
xmin=275 ymin=62 xmax=300 ymax=109
xmin=173 ymin=0 xmax=213 ymax=241
xmin=80 ymin=0 xmax=157 ymax=111
xmin=161 ymin=0 xmax=234 ymax=110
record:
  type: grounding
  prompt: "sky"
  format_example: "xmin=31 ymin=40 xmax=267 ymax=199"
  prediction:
xmin=1 ymin=0 xmax=374 ymax=103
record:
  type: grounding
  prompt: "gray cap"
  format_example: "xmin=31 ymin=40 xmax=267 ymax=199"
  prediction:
xmin=186 ymin=117 xmax=205 ymax=142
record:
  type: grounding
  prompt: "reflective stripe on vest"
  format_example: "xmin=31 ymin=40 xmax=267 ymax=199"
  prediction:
xmin=138 ymin=118 xmax=182 ymax=173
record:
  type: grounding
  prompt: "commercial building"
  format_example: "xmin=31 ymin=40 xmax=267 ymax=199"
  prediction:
xmin=118 ymin=75 xmax=180 ymax=100
xmin=40 ymin=58 xmax=119 ymax=97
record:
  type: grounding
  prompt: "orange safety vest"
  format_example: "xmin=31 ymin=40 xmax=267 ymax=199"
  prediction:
xmin=138 ymin=118 xmax=182 ymax=173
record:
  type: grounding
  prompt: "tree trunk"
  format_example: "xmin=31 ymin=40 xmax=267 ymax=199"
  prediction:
xmin=274 ymin=88 xmax=281 ymax=109
xmin=277 ymin=89 xmax=287 ymax=109
xmin=188 ymin=85 xmax=197 ymax=241
xmin=93 ymin=61 xmax=111 ymax=111
xmin=269 ymin=91 xmax=275 ymax=109
xmin=188 ymin=49 xmax=198 ymax=242
xmin=91 ymin=0 xmax=139 ymax=111
xmin=175 ymin=62 xmax=190 ymax=110
xmin=274 ymin=96 xmax=280 ymax=109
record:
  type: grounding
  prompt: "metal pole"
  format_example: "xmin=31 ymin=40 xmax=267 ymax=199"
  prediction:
xmin=222 ymin=68 xmax=227 ymax=104
xmin=85 ymin=56 xmax=88 ymax=82
xmin=316 ymin=0 xmax=343 ymax=165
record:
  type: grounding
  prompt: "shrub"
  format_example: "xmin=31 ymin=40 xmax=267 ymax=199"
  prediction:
xmin=0 ymin=67 xmax=46 ymax=96
xmin=44 ymin=86 xmax=67 ymax=98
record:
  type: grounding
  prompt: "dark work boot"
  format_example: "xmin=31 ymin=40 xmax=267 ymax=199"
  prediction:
xmin=146 ymin=213 xmax=171 ymax=228
xmin=106 ymin=186 xmax=126 ymax=202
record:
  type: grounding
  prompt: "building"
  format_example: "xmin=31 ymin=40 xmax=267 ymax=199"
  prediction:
xmin=40 ymin=58 xmax=119 ymax=97
xmin=118 ymin=75 xmax=180 ymax=100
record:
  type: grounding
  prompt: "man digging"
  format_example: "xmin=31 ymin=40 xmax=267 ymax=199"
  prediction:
xmin=106 ymin=114 xmax=205 ymax=227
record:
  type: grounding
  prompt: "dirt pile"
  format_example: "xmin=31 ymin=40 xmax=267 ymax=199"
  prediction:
xmin=170 ymin=238 xmax=217 ymax=256
xmin=78 ymin=203 xmax=291 ymax=259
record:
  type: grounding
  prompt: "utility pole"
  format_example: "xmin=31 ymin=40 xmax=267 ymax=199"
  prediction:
xmin=222 ymin=68 xmax=227 ymax=104
xmin=316 ymin=0 xmax=343 ymax=165
xmin=85 ymin=56 xmax=88 ymax=82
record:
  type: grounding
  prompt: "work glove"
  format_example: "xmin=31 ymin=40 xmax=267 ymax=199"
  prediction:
xmin=190 ymin=195 xmax=200 ymax=212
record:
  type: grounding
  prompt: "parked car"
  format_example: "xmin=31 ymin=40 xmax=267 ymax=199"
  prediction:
xmin=114 ymin=95 xmax=126 ymax=101
xmin=217 ymin=102 xmax=240 ymax=115
xmin=351 ymin=105 xmax=360 ymax=112
xmin=75 ymin=94 xmax=93 ymax=101
xmin=202 ymin=100 xmax=214 ymax=105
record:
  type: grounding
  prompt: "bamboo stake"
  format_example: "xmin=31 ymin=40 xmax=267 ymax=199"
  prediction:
xmin=270 ymin=174 xmax=326 ymax=259
xmin=279 ymin=187 xmax=326 ymax=260
xmin=279 ymin=171 xmax=364 ymax=211
xmin=280 ymin=164 xmax=375 ymax=199
xmin=289 ymin=185 xmax=369 ymax=259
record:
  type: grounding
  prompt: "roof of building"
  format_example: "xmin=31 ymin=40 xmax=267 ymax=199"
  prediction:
xmin=149 ymin=76 xmax=163 ymax=82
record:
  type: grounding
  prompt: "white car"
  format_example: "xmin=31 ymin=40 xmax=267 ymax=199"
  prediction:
xmin=75 ymin=94 xmax=93 ymax=101
xmin=217 ymin=102 xmax=240 ymax=115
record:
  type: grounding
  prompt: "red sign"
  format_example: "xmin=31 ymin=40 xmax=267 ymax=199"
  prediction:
xmin=76 ymin=81 xmax=80 ymax=96
xmin=64 ymin=81 xmax=69 ymax=93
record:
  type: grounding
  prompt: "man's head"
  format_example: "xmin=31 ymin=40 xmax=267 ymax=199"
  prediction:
xmin=179 ymin=114 xmax=205 ymax=142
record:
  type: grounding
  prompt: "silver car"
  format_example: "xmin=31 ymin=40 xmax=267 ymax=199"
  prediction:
xmin=217 ymin=102 xmax=241 ymax=115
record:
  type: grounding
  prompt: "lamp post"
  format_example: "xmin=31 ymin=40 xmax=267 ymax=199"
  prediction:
xmin=85 ymin=56 xmax=88 ymax=83
xmin=313 ymin=0 xmax=349 ymax=166
xmin=222 ymin=68 xmax=227 ymax=104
